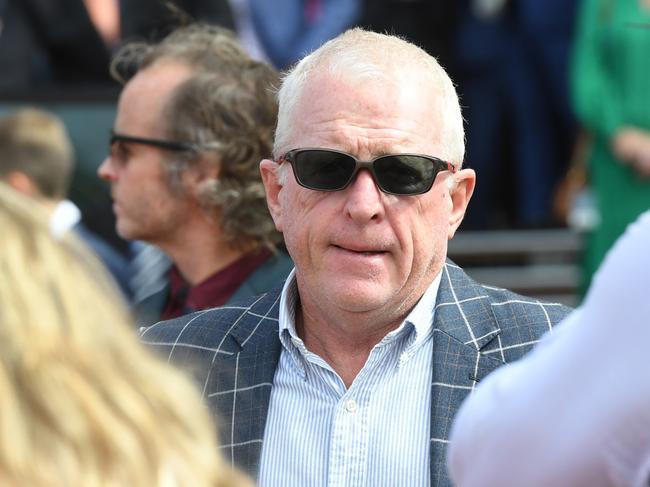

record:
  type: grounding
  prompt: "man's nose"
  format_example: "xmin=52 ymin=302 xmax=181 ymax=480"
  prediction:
xmin=343 ymin=169 xmax=385 ymax=222
xmin=97 ymin=156 xmax=116 ymax=181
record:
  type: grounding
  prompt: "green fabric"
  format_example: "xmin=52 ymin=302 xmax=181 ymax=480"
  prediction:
xmin=571 ymin=0 xmax=650 ymax=290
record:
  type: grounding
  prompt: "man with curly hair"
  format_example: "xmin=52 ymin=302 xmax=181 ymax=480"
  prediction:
xmin=98 ymin=24 xmax=292 ymax=326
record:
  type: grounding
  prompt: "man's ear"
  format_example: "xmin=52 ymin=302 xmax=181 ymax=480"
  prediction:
xmin=448 ymin=168 xmax=476 ymax=240
xmin=186 ymin=153 xmax=221 ymax=185
xmin=260 ymin=159 xmax=284 ymax=232
xmin=4 ymin=171 xmax=40 ymax=197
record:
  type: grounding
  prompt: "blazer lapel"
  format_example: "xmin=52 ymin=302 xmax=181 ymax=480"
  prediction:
xmin=133 ymin=283 xmax=169 ymax=327
xmin=205 ymin=291 xmax=283 ymax=477
xmin=429 ymin=261 xmax=506 ymax=486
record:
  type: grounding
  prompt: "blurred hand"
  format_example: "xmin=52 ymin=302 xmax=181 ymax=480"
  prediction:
xmin=612 ymin=127 xmax=650 ymax=178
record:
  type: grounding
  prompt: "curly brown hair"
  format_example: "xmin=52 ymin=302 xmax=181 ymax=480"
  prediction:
xmin=110 ymin=24 xmax=281 ymax=250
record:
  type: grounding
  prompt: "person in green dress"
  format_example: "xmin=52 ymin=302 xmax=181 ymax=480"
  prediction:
xmin=571 ymin=0 xmax=650 ymax=292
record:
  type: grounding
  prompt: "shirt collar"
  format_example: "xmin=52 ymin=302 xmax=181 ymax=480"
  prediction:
xmin=50 ymin=200 xmax=81 ymax=237
xmin=278 ymin=268 xmax=442 ymax=355
xmin=162 ymin=248 xmax=272 ymax=320
xmin=278 ymin=268 xmax=300 ymax=341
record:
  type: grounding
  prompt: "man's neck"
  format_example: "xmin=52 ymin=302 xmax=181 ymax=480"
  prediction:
xmin=297 ymin=304 xmax=407 ymax=388
xmin=156 ymin=220 xmax=253 ymax=286
xmin=292 ymin=269 xmax=442 ymax=388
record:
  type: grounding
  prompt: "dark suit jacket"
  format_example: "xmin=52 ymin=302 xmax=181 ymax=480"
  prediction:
xmin=133 ymin=252 xmax=293 ymax=327
xmin=0 ymin=0 xmax=112 ymax=87
xmin=358 ymin=0 xmax=457 ymax=72
xmin=119 ymin=0 xmax=235 ymax=43
xmin=141 ymin=259 xmax=571 ymax=486
xmin=73 ymin=222 xmax=132 ymax=299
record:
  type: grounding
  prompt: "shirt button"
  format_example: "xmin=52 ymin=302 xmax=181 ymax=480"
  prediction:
xmin=345 ymin=399 xmax=358 ymax=413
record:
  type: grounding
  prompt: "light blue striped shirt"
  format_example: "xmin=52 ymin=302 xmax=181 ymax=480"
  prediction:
xmin=258 ymin=270 xmax=441 ymax=486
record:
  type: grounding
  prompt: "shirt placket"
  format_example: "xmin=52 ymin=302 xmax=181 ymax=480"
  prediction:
xmin=327 ymin=344 xmax=393 ymax=487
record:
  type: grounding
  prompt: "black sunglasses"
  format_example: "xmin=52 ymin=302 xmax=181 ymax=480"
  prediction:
xmin=109 ymin=130 xmax=198 ymax=152
xmin=279 ymin=148 xmax=456 ymax=196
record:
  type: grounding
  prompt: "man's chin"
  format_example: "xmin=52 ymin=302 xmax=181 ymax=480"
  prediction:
xmin=116 ymin=223 xmax=142 ymax=242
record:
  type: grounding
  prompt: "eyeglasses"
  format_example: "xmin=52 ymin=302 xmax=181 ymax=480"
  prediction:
xmin=109 ymin=130 xmax=198 ymax=152
xmin=279 ymin=148 xmax=456 ymax=196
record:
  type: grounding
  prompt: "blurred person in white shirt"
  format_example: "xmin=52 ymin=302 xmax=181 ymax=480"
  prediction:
xmin=448 ymin=209 xmax=650 ymax=487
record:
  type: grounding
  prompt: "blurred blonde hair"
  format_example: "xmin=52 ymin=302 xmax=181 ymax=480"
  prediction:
xmin=0 ymin=108 xmax=75 ymax=199
xmin=0 ymin=182 xmax=251 ymax=487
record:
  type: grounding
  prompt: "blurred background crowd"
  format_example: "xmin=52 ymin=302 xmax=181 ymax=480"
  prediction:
xmin=1 ymin=0 xmax=649 ymax=298
xmin=0 ymin=2 xmax=649 ymax=485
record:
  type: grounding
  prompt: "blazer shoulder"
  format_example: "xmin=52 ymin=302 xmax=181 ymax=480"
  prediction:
xmin=139 ymin=289 xmax=282 ymax=350
xmin=481 ymin=284 xmax=572 ymax=325
xmin=479 ymin=284 xmax=572 ymax=361
xmin=441 ymin=260 xmax=572 ymax=361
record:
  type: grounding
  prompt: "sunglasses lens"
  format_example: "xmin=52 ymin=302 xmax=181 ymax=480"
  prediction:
xmin=288 ymin=150 xmax=446 ymax=195
xmin=374 ymin=155 xmax=436 ymax=195
xmin=293 ymin=150 xmax=356 ymax=190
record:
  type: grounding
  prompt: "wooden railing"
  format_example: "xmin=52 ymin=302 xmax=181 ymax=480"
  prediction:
xmin=448 ymin=228 xmax=583 ymax=307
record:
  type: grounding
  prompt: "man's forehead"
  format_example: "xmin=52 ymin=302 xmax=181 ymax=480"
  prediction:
xmin=294 ymin=68 xmax=436 ymax=119
xmin=116 ymin=61 xmax=193 ymax=134
xmin=286 ymin=73 xmax=441 ymax=155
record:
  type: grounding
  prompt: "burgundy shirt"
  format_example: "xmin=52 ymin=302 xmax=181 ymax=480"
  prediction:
xmin=161 ymin=248 xmax=272 ymax=320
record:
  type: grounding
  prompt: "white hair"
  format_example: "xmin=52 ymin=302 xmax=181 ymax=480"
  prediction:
xmin=273 ymin=28 xmax=465 ymax=167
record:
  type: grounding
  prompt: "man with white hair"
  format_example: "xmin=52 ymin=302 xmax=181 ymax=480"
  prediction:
xmin=142 ymin=28 xmax=571 ymax=486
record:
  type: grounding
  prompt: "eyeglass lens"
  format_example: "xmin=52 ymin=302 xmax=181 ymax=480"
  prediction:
xmin=289 ymin=149 xmax=445 ymax=195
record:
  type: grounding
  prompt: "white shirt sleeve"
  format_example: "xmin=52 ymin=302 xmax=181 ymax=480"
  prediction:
xmin=447 ymin=209 xmax=650 ymax=487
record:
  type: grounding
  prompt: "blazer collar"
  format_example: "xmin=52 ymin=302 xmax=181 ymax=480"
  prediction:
xmin=229 ymin=288 xmax=284 ymax=349
xmin=429 ymin=260 xmax=505 ymax=485
xmin=213 ymin=289 xmax=283 ymax=477
xmin=433 ymin=260 xmax=501 ymax=350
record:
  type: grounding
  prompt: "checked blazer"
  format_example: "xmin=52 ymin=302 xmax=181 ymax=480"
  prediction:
xmin=140 ymin=260 xmax=571 ymax=486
